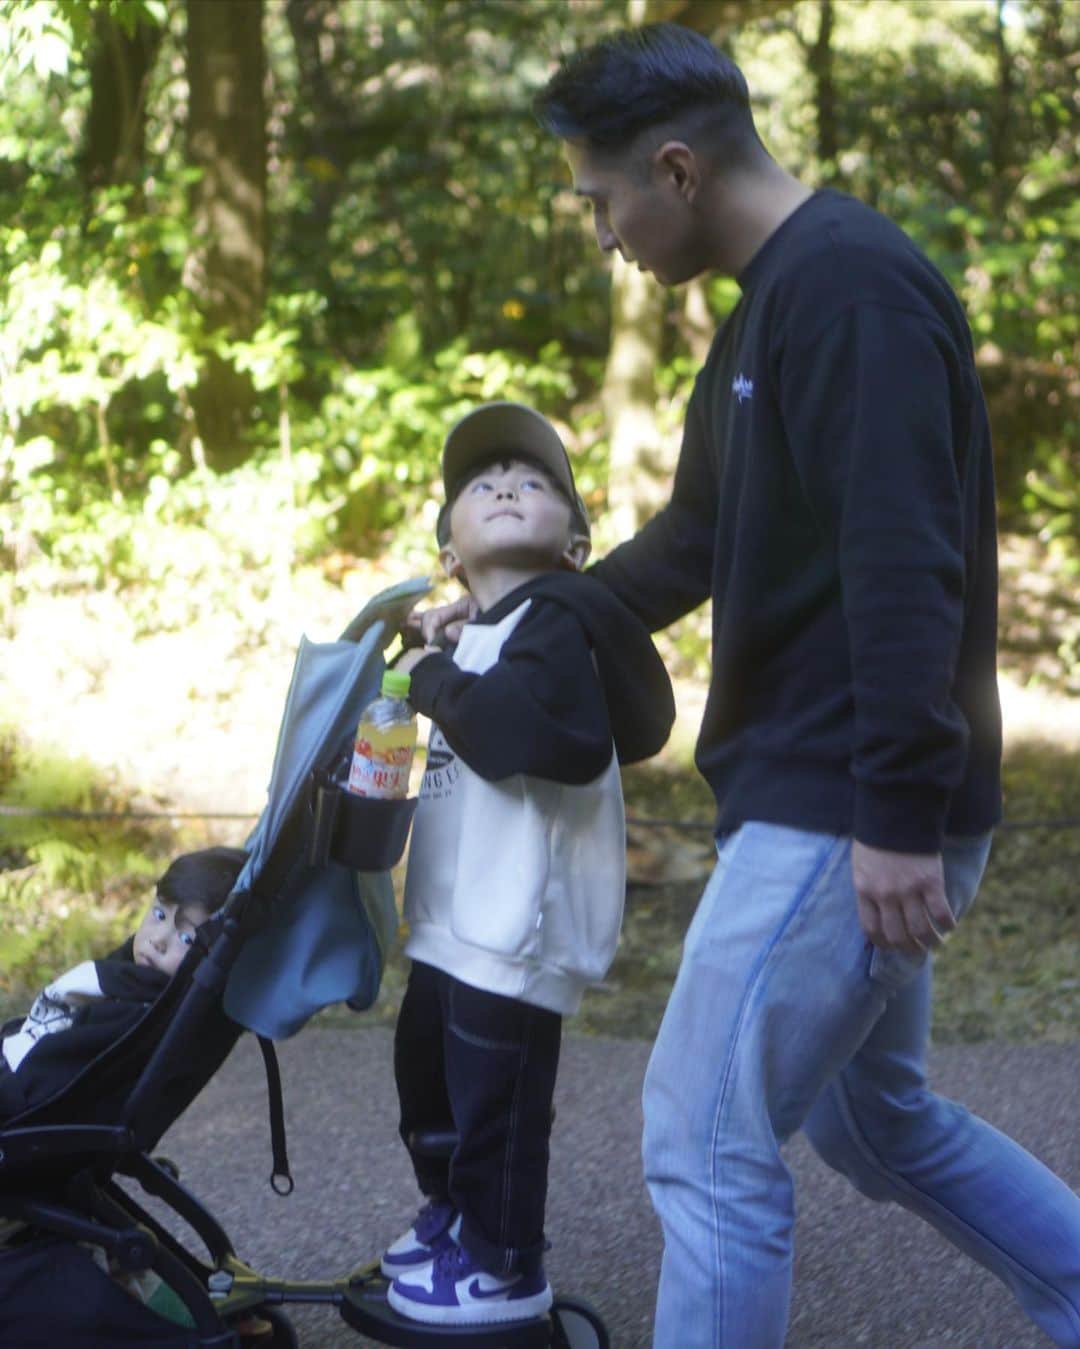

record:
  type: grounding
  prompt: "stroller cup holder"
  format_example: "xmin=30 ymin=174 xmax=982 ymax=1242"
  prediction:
xmin=308 ymin=772 xmax=418 ymax=872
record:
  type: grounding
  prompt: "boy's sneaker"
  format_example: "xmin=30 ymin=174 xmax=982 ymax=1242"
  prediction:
xmin=381 ymin=1200 xmax=462 ymax=1278
xmin=388 ymin=1240 xmax=553 ymax=1325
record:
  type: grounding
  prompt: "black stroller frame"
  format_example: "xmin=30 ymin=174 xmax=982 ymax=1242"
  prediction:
xmin=0 ymin=595 xmax=610 ymax=1348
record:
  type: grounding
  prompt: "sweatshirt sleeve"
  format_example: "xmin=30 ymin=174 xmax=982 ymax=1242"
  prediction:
xmin=782 ymin=300 xmax=971 ymax=852
xmin=589 ymin=380 xmax=717 ymax=631
xmin=406 ymin=601 xmax=613 ymax=785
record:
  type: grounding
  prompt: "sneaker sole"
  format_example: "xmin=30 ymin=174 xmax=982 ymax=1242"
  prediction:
xmin=387 ymin=1282 xmax=553 ymax=1326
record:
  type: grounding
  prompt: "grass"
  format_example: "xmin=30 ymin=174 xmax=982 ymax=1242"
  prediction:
xmin=2 ymin=738 xmax=1078 ymax=1044
xmin=321 ymin=745 xmax=1080 ymax=1045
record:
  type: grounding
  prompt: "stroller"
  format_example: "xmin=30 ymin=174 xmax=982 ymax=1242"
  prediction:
xmin=0 ymin=580 xmax=609 ymax=1348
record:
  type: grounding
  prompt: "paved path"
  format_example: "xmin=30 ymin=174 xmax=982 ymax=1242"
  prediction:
xmin=152 ymin=1029 xmax=1078 ymax=1348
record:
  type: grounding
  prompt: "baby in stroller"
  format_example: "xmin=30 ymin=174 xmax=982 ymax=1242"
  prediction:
xmin=1 ymin=846 xmax=246 ymax=1123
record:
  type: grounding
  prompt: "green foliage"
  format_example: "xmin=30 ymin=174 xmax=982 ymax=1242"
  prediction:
xmin=0 ymin=0 xmax=1075 ymax=658
xmin=0 ymin=725 xmax=166 ymax=1005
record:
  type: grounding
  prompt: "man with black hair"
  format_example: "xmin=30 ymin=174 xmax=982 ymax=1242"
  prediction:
xmin=523 ymin=21 xmax=1080 ymax=1349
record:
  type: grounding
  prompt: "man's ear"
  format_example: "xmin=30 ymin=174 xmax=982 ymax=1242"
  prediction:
xmin=439 ymin=544 xmax=466 ymax=582
xmin=561 ymin=534 xmax=591 ymax=572
xmin=654 ymin=140 xmax=699 ymax=202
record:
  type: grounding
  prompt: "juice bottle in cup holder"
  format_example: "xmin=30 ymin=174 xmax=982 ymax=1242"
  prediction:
xmin=347 ymin=670 xmax=417 ymax=800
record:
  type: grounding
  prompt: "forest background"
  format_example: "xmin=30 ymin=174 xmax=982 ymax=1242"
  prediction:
xmin=1 ymin=0 xmax=1077 ymax=1043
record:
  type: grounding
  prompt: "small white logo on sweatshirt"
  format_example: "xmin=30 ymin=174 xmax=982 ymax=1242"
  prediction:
xmin=732 ymin=373 xmax=754 ymax=404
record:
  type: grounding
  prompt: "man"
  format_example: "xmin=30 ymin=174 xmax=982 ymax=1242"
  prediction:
xmin=525 ymin=21 xmax=1080 ymax=1349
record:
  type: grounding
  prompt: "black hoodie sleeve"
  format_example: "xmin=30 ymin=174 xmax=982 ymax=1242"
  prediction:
xmin=780 ymin=301 xmax=971 ymax=851
xmin=407 ymin=600 xmax=614 ymax=784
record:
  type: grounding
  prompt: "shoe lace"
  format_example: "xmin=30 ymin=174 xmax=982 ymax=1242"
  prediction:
xmin=413 ymin=1199 xmax=453 ymax=1243
xmin=431 ymin=1241 xmax=471 ymax=1281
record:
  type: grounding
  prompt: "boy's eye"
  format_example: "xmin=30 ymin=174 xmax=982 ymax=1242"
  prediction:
xmin=468 ymin=480 xmax=494 ymax=494
xmin=152 ymin=905 xmax=166 ymax=922
xmin=519 ymin=477 xmax=547 ymax=492
xmin=179 ymin=931 xmax=195 ymax=947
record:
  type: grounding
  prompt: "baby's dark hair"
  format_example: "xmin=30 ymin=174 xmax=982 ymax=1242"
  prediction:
xmin=436 ymin=452 xmax=589 ymax=548
xmin=534 ymin=22 xmax=761 ymax=168
xmin=156 ymin=846 xmax=247 ymax=917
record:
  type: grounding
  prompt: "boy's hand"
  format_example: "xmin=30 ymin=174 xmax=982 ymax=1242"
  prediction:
xmin=405 ymin=595 xmax=478 ymax=649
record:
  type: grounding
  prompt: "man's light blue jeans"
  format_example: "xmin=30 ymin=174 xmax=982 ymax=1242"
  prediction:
xmin=643 ymin=823 xmax=1080 ymax=1348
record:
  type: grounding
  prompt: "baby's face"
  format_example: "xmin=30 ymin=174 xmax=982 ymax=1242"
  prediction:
xmin=132 ymin=896 xmax=211 ymax=977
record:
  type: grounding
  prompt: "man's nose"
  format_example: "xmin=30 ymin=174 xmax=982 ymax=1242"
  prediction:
xmin=495 ymin=485 xmax=517 ymax=499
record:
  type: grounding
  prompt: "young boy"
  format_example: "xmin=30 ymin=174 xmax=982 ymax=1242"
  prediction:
xmin=383 ymin=401 xmax=674 ymax=1326
xmin=0 ymin=845 xmax=246 ymax=1120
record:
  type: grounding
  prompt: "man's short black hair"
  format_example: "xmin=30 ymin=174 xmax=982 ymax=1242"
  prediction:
xmin=436 ymin=452 xmax=589 ymax=548
xmin=156 ymin=846 xmax=247 ymax=917
xmin=533 ymin=22 xmax=760 ymax=165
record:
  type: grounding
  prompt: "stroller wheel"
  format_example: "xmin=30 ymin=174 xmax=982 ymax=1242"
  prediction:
xmin=233 ymin=1305 xmax=299 ymax=1348
xmin=550 ymin=1296 xmax=609 ymax=1349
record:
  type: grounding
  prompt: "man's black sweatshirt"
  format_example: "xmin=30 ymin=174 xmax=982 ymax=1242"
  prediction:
xmin=592 ymin=190 xmax=1002 ymax=854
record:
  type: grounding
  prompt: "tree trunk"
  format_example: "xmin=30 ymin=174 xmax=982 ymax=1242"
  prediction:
xmin=603 ymin=260 xmax=668 ymax=537
xmin=680 ymin=276 xmax=715 ymax=365
xmin=82 ymin=7 xmax=164 ymax=195
xmin=184 ymin=0 xmax=267 ymax=467
xmin=601 ymin=0 xmax=670 ymax=537
xmin=989 ymin=0 xmax=1015 ymax=218
xmin=285 ymin=0 xmax=350 ymax=231
xmin=808 ymin=0 xmax=839 ymax=179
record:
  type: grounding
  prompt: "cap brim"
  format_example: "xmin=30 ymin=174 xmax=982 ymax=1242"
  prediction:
xmin=442 ymin=402 xmax=577 ymax=503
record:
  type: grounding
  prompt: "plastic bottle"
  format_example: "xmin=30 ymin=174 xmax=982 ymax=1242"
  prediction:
xmin=347 ymin=669 xmax=417 ymax=799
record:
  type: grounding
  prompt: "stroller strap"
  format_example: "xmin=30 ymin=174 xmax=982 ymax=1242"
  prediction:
xmin=256 ymin=1036 xmax=293 ymax=1196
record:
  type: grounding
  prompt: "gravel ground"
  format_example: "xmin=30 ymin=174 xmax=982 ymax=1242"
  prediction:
xmin=141 ymin=1028 xmax=1079 ymax=1349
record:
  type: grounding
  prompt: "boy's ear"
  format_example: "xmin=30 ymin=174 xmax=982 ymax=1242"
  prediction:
xmin=439 ymin=543 xmax=466 ymax=582
xmin=561 ymin=533 xmax=591 ymax=572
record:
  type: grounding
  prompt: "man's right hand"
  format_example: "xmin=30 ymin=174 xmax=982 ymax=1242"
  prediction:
xmin=404 ymin=595 xmax=477 ymax=649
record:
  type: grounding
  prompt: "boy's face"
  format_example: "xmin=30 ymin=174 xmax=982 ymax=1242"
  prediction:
xmin=132 ymin=896 xmax=211 ymax=977
xmin=442 ymin=459 xmax=586 ymax=583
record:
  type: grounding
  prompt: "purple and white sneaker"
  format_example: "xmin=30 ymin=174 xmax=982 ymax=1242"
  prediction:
xmin=381 ymin=1200 xmax=462 ymax=1278
xmin=388 ymin=1240 xmax=553 ymax=1325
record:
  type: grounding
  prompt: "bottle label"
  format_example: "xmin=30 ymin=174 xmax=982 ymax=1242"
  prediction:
xmin=347 ymin=737 xmax=412 ymax=799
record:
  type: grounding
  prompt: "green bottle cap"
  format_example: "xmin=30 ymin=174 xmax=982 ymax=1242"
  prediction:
xmin=381 ymin=669 xmax=411 ymax=698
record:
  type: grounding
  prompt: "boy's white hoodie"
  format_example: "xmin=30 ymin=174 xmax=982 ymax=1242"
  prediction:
xmin=402 ymin=572 xmax=674 ymax=1015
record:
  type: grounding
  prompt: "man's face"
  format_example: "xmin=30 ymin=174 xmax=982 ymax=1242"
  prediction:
xmin=565 ymin=141 xmax=709 ymax=287
xmin=132 ymin=896 xmax=210 ymax=977
xmin=444 ymin=459 xmax=580 ymax=580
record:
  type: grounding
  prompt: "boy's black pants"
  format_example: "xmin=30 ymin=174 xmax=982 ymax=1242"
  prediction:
xmin=393 ymin=960 xmax=562 ymax=1277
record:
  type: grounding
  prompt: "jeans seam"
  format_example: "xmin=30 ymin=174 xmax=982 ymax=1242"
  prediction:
xmin=706 ymin=832 xmax=846 ymax=1349
xmin=828 ymin=1075 xmax=1080 ymax=1332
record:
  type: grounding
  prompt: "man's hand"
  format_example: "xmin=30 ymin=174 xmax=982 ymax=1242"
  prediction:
xmin=404 ymin=595 xmax=478 ymax=649
xmin=852 ymin=841 xmax=956 ymax=956
xmin=395 ymin=645 xmax=441 ymax=676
